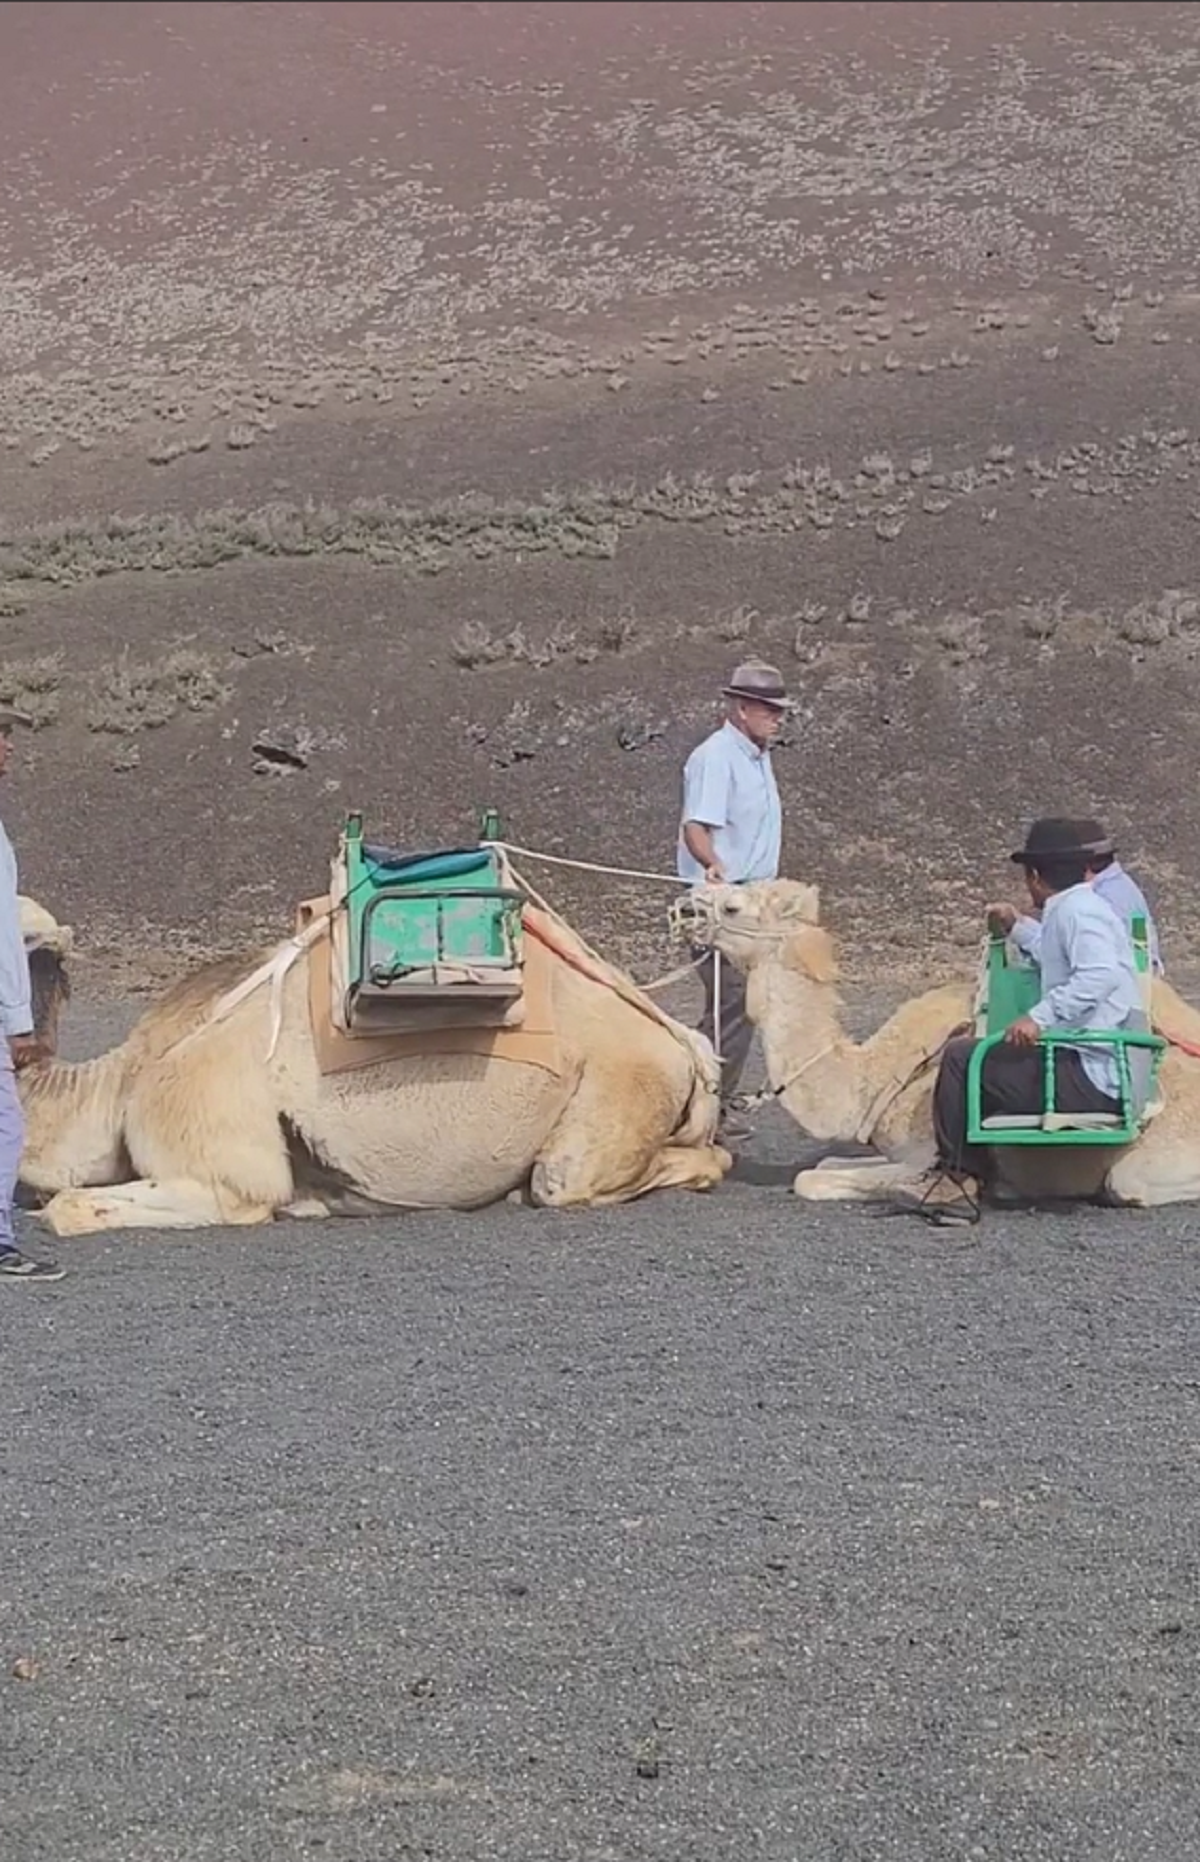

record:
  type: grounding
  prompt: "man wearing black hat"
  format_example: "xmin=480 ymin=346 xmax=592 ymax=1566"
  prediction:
xmin=676 ymin=660 xmax=789 ymax=1140
xmin=0 ymin=710 xmax=64 ymax=1280
xmin=990 ymin=817 xmax=1163 ymax=975
xmin=893 ymin=817 xmax=1150 ymax=1225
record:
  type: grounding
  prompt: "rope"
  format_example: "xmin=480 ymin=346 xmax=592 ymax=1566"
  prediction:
xmin=739 ymin=1041 xmax=838 ymax=1109
xmin=163 ymin=838 xmax=714 ymax=1074
xmin=481 ymin=839 xmax=684 ymax=888
xmin=502 ymin=858 xmax=703 ymax=1056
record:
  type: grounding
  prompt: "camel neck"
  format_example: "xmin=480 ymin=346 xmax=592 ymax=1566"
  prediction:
xmin=747 ymin=950 xmax=868 ymax=1141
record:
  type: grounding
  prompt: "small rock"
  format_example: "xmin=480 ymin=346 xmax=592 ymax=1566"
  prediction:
xmin=251 ymin=725 xmax=313 ymax=773
xmin=11 ymin=1656 xmax=39 ymax=1682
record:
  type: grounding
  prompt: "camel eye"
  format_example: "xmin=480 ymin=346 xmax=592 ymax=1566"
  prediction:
xmin=723 ymin=898 xmax=742 ymax=915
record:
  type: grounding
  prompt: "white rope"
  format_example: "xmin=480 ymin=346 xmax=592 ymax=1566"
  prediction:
xmin=713 ymin=945 xmax=724 ymax=1062
xmin=482 ymin=839 xmax=684 ymax=888
xmin=639 ymin=957 xmax=705 ymax=994
xmin=166 ymin=907 xmax=335 ymax=1064
xmin=740 ymin=1041 xmax=839 ymax=1109
xmin=161 ymin=839 xmax=707 ymax=1068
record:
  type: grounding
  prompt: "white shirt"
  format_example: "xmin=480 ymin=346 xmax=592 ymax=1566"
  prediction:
xmin=676 ymin=721 xmax=782 ymax=885
xmin=1027 ymin=882 xmax=1147 ymax=1101
xmin=1013 ymin=858 xmax=1162 ymax=974
xmin=0 ymin=814 xmax=32 ymax=1040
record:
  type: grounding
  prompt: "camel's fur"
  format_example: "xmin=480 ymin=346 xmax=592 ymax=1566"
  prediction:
xmin=675 ymin=879 xmax=1200 ymax=1210
xmin=14 ymin=898 xmax=732 ymax=1237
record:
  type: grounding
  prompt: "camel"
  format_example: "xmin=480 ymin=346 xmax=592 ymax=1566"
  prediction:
xmin=12 ymin=893 xmax=732 ymax=1237
xmin=672 ymin=878 xmax=1200 ymax=1209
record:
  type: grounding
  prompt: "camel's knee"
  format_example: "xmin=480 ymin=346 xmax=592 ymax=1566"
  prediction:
xmin=1104 ymin=1146 xmax=1200 ymax=1210
xmin=648 ymin=1143 xmax=733 ymax=1194
xmin=528 ymin=1156 xmax=582 ymax=1208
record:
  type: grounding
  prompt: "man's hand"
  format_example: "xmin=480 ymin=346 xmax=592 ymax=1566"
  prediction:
xmin=986 ymin=901 xmax=1017 ymax=935
xmin=1004 ymin=1015 xmax=1042 ymax=1047
xmin=9 ymin=1033 xmax=48 ymax=1071
xmin=704 ymin=860 xmax=726 ymax=884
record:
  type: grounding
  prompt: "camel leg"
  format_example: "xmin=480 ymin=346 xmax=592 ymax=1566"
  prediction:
xmin=567 ymin=1142 xmax=733 ymax=1207
xmin=793 ymin=1157 xmax=914 ymax=1202
xmin=1098 ymin=1055 xmax=1200 ymax=1209
xmin=532 ymin=1139 xmax=732 ymax=1209
xmin=38 ymin=1178 xmax=278 ymax=1237
xmin=1104 ymin=1131 xmax=1200 ymax=1209
xmin=529 ymin=1065 xmax=733 ymax=1208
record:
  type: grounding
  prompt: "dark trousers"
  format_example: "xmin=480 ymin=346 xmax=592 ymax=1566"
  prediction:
xmin=934 ymin=1035 xmax=1119 ymax=1179
xmin=693 ymin=947 xmax=754 ymax=1103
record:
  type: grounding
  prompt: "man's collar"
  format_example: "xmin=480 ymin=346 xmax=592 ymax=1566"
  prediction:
xmin=1043 ymin=881 xmax=1091 ymax=914
xmin=721 ymin=719 xmax=768 ymax=759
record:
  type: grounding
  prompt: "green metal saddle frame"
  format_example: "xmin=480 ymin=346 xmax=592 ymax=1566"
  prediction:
xmin=337 ymin=808 xmax=523 ymax=1018
xmin=966 ymin=911 xmax=1166 ymax=1147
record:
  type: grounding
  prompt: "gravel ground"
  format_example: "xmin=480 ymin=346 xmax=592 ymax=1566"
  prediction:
xmin=4 ymin=1005 xmax=1200 ymax=1862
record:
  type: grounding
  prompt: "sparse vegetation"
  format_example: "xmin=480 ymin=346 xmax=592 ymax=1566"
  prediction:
xmin=716 ymin=604 xmax=757 ymax=643
xmin=931 ymin=613 xmax=986 ymax=667
xmin=596 ymin=613 xmax=638 ymax=654
xmin=86 ymin=649 xmax=230 ymax=735
xmin=0 ymin=654 xmax=62 ymax=729
xmin=449 ymin=613 xmax=639 ymax=672
xmin=1021 ymin=596 xmax=1066 ymax=642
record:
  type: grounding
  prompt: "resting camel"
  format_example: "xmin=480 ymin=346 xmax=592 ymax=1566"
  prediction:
xmin=13 ymin=894 xmax=732 ymax=1237
xmin=672 ymin=879 xmax=1200 ymax=1209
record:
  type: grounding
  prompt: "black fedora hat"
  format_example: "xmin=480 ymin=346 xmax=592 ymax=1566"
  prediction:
xmin=1009 ymin=816 xmax=1094 ymax=866
xmin=1072 ymin=816 xmax=1115 ymax=858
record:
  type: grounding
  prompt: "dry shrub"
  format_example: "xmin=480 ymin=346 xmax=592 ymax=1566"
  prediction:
xmin=0 ymin=654 xmax=62 ymax=729
xmin=87 ymin=648 xmax=230 ymax=735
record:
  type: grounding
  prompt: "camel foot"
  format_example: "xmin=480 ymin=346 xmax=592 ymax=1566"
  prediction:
xmin=279 ymin=1197 xmax=331 ymax=1221
xmin=39 ymin=1179 xmax=277 ymax=1237
xmin=793 ymin=1159 xmax=912 ymax=1203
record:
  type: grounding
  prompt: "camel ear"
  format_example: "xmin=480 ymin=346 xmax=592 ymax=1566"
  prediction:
xmin=781 ymin=883 xmax=821 ymax=923
xmin=782 ymin=923 xmax=839 ymax=983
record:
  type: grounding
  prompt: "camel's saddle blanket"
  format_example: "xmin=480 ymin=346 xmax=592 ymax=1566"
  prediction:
xmin=297 ymin=894 xmax=565 ymax=1081
xmin=331 ymin=815 xmax=526 ymax=1035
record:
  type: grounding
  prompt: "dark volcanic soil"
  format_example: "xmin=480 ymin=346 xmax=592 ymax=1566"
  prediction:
xmin=3 ymin=0 xmax=1200 ymax=993
xmin=8 ymin=14 xmax=1200 ymax=1862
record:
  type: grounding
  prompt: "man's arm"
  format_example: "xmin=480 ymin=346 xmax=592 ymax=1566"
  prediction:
xmin=0 ymin=884 xmax=32 ymax=1041
xmin=1011 ymin=915 xmax=1043 ymax=960
xmin=1027 ymin=908 xmax=1123 ymax=1030
xmin=682 ymin=819 xmax=723 ymax=877
xmin=681 ymin=745 xmax=731 ymax=881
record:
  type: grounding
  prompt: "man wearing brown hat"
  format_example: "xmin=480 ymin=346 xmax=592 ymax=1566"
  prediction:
xmin=0 ymin=710 xmax=64 ymax=1281
xmin=677 ymin=660 xmax=789 ymax=1140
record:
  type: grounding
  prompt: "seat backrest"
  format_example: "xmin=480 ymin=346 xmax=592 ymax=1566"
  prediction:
xmin=979 ymin=937 xmax=1041 ymax=1035
xmin=979 ymin=911 xmax=1153 ymax=1036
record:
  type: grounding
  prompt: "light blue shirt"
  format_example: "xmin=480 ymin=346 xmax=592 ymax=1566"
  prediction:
xmin=0 ymin=816 xmax=32 ymax=1040
xmin=1027 ymin=882 xmax=1148 ymax=1101
xmin=1014 ymin=859 xmax=1162 ymax=974
xmin=676 ymin=720 xmax=782 ymax=885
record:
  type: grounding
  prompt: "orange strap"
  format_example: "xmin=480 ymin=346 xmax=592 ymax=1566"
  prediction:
xmin=1163 ymin=1030 xmax=1200 ymax=1059
xmin=522 ymin=911 xmax=680 ymax=1037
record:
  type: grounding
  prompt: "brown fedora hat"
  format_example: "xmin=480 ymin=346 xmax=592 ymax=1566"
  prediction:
xmin=721 ymin=658 xmax=792 ymax=710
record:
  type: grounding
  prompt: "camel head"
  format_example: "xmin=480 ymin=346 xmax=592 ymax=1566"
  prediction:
xmin=669 ymin=878 xmax=822 ymax=973
xmin=19 ymin=894 xmax=73 ymax=1056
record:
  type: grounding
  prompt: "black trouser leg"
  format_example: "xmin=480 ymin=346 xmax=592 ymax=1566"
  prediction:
xmin=693 ymin=948 xmax=754 ymax=1103
xmin=933 ymin=1036 xmax=1120 ymax=1179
